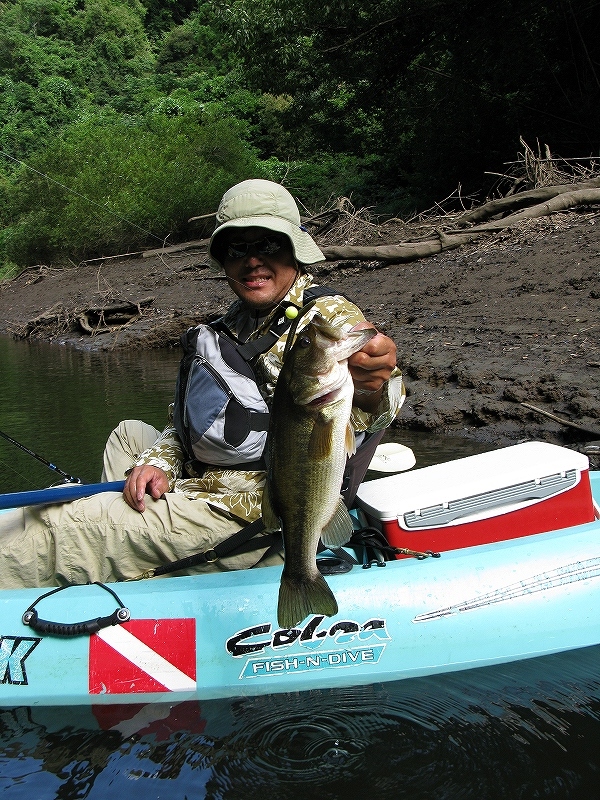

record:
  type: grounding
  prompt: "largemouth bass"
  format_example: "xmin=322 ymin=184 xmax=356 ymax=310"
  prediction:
xmin=262 ymin=313 xmax=377 ymax=629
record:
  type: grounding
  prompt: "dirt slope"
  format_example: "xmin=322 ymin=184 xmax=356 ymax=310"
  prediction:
xmin=0 ymin=211 xmax=598 ymax=460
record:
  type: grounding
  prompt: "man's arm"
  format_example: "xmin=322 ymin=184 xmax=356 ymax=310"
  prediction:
xmin=122 ymin=410 xmax=186 ymax=512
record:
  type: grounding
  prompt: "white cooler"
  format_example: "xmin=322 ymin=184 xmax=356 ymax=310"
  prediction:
xmin=356 ymin=442 xmax=597 ymax=556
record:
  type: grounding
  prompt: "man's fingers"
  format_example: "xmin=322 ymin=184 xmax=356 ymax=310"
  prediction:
xmin=123 ymin=466 xmax=168 ymax=512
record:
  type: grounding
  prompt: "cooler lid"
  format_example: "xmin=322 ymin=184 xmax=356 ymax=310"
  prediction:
xmin=355 ymin=442 xmax=589 ymax=522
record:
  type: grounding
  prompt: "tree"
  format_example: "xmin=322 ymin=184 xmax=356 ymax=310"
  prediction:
xmin=0 ymin=0 xmax=155 ymax=159
xmin=213 ymin=0 xmax=600 ymax=210
xmin=2 ymin=111 xmax=261 ymax=263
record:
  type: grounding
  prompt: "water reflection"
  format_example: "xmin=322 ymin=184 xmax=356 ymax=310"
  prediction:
xmin=2 ymin=645 xmax=600 ymax=799
xmin=0 ymin=336 xmax=181 ymax=492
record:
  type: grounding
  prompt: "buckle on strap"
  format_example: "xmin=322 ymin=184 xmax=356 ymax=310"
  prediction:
xmin=204 ymin=548 xmax=219 ymax=563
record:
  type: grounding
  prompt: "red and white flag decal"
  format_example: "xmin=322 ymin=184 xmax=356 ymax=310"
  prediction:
xmin=89 ymin=619 xmax=196 ymax=695
xmin=92 ymin=700 xmax=206 ymax=739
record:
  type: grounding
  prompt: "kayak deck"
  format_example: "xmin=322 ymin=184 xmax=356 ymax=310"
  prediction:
xmin=0 ymin=470 xmax=597 ymax=707
xmin=1 ymin=454 xmax=599 ymax=707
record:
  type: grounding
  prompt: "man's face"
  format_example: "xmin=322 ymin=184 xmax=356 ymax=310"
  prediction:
xmin=222 ymin=227 xmax=298 ymax=310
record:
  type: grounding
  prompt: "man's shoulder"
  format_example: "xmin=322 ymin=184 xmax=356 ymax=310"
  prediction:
xmin=297 ymin=274 xmax=358 ymax=310
xmin=304 ymin=282 xmax=364 ymax=326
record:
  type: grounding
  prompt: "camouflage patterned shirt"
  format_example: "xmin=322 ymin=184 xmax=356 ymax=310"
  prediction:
xmin=133 ymin=273 xmax=405 ymax=523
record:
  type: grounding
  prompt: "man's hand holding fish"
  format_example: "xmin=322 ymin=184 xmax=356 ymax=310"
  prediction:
xmin=348 ymin=321 xmax=399 ymax=412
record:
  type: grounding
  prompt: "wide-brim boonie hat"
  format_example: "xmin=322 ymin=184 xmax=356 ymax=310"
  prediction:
xmin=209 ymin=179 xmax=325 ymax=269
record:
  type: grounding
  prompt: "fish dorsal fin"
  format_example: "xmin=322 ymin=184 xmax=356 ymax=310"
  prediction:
xmin=261 ymin=483 xmax=281 ymax=532
xmin=321 ymin=497 xmax=354 ymax=548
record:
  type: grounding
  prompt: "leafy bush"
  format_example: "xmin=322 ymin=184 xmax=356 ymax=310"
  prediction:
xmin=2 ymin=111 xmax=260 ymax=265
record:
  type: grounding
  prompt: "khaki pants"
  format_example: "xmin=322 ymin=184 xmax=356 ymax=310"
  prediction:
xmin=0 ymin=421 xmax=277 ymax=590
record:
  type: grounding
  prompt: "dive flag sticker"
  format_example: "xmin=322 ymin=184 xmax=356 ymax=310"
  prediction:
xmin=89 ymin=619 xmax=196 ymax=695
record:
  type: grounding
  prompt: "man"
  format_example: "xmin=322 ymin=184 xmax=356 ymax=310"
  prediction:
xmin=0 ymin=180 xmax=404 ymax=589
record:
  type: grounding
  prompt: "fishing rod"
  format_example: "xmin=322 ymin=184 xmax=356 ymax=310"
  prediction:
xmin=0 ymin=481 xmax=126 ymax=511
xmin=0 ymin=429 xmax=80 ymax=484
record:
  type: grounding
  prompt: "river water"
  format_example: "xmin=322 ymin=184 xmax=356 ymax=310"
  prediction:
xmin=1 ymin=335 xmax=599 ymax=799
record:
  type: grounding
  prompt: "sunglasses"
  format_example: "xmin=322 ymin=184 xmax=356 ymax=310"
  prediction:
xmin=226 ymin=235 xmax=285 ymax=259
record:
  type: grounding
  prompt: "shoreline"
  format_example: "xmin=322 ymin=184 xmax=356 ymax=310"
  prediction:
xmin=0 ymin=213 xmax=598 ymax=460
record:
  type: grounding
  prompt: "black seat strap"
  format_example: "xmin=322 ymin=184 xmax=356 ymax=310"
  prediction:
xmin=129 ymin=517 xmax=282 ymax=580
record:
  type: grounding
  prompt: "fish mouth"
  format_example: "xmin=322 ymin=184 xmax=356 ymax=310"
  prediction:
xmin=307 ymin=386 xmax=344 ymax=406
xmin=298 ymin=371 xmax=349 ymax=406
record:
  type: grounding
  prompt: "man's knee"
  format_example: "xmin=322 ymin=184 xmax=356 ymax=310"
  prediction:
xmin=102 ymin=420 xmax=161 ymax=481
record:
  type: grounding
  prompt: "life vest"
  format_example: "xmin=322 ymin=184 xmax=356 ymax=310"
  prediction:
xmin=173 ymin=286 xmax=339 ymax=473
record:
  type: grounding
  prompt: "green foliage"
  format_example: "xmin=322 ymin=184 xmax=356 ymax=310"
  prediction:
xmin=138 ymin=0 xmax=199 ymax=36
xmin=1 ymin=0 xmax=599 ymax=269
xmin=0 ymin=0 xmax=155 ymax=159
xmin=261 ymin=153 xmax=384 ymax=211
xmin=155 ymin=10 xmax=237 ymax=77
xmin=2 ymin=111 xmax=260 ymax=264
xmin=215 ymin=0 xmax=600 ymax=208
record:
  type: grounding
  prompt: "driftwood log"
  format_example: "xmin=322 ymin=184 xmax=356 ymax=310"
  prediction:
xmin=320 ymin=231 xmax=481 ymax=262
xmin=77 ymin=297 xmax=155 ymax=334
xmin=456 ymin=177 xmax=600 ymax=226
xmin=466 ymin=187 xmax=600 ymax=232
xmin=319 ymin=181 xmax=600 ymax=263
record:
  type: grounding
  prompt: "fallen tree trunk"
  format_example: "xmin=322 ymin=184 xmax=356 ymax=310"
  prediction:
xmin=456 ymin=177 xmax=600 ymax=226
xmin=320 ymin=230 xmax=480 ymax=263
xmin=466 ymin=188 xmax=600 ymax=232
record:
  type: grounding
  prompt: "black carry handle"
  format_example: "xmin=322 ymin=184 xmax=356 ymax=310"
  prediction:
xmin=22 ymin=606 xmax=130 ymax=636
xmin=21 ymin=582 xmax=130 ymax=637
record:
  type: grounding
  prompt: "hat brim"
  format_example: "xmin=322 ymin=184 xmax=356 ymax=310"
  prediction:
xmin=209 ymin=215 xmax=325 ymax=270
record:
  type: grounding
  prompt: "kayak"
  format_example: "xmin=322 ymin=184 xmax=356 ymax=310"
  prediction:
xmin=0 ymin=441 xmax=599 ymax=709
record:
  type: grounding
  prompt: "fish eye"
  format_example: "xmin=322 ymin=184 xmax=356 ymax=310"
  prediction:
xmin=298 ymin=335 xmax=311 ymax=348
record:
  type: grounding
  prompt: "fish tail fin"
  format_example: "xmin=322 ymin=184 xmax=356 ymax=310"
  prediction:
xmin=277 ymin=571 xmax=338 ymax=629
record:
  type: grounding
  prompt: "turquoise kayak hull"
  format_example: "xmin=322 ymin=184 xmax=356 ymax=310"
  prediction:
xmin=1 ymin=469 xmax=599 ymax=708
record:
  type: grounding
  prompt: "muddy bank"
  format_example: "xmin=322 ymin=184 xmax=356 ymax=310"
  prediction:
xmin=0 ymin=212 xmax=598 ymax=461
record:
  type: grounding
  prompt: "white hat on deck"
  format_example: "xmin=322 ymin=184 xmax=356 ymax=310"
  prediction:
xmin=209 ymin=179 xmax=325 ymax=269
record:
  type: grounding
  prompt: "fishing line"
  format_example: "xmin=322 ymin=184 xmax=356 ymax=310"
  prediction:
xmin=0 ymin=454 xmax=38 ymax=490
xmin=281 ymin=299 xmax=319 ymax=364
xmin=0 ymin=149 xmax=168 ymax=246
xmin=0 ymin=429 xmax=80 ymax=484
